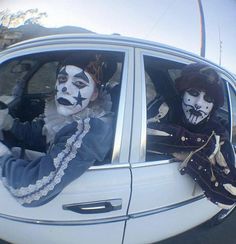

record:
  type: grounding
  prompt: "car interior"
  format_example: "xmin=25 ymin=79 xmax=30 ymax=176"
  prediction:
xmin=0 ymin=50 xmax=124 ymax=162
xmin=0 ymin=52 xmax=231 ymax=163
xmin=144 ymin=56 xmax=231 ymax=161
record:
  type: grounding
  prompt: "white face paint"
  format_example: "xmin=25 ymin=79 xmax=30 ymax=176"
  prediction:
xmin=182 ymin=88 xmax=214 ymax=125
xmin=55 ymin=65 xmax=96 ymax=116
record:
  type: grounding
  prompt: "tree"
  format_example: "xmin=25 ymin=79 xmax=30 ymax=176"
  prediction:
xmin=0 ymin=9 xmax=48 ymax=49
xmin=0 ymin=8 xmax=47 ymax=29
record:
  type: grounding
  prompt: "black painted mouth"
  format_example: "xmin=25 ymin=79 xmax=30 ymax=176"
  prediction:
xmin=189 ymin=109 xmax=202 ymax=117
xmin=57 ymin=97 xmax=73 ymax=106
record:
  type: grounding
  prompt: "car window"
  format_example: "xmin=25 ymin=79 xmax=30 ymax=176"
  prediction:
xmin=212 ymin=73 xmax=231 ymax=137
xmin=229 ymin=83 xmax=236 ymax=146
xmin=0 ymin=59 xmax=38 ymax=103
xmin=28 ymin=62 xmax=58 ymax=94
xmin=0 ymin=50 xmax=125 ymax=164
xmin=144 ymin=55 xmax=230 ymax=162
xmin=144 ymin=56 xmax=184 ymax=161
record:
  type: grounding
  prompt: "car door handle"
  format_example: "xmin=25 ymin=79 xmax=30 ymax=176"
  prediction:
xmin=62 ymin=199 xmax=122 ymax=214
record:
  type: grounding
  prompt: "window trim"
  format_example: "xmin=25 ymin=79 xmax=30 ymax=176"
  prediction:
xmin=131 ymin=48 xmax=236 ymax=165
xmin=228 ymin=82 xmax=236 ymax=144
xmin=0 ymin=43 xmax=135 ymax=166
xmin=130 ymin=48 xmax=193 ymax=165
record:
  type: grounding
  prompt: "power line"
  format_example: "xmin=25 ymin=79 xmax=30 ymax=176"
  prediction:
xmin=145 ymin=0 xmax=176 ymax=38
xmin=218 ymin=25 xmax=222 ymax=66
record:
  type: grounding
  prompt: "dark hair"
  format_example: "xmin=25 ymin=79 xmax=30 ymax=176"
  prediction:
xmin=56 ymin=53 xmax=117 ymax=86
xmin=175 ymin=63 xmax=224 ymax=109
xmin=56 ymin=53 xmax=94 ymax=76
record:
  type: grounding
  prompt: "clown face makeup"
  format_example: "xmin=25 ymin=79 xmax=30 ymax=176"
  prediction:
xmin=55 ymin=65 xmax=97 ymax=116
xmin=182 ymin=88 xmax=214 ymax=125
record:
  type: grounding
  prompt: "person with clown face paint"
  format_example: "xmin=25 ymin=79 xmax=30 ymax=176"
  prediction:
xmin=147 ymin=63 xmax=236 ymax=209
xmin=0 ymin=56 xmax=114 ymax=207
xmin=55 ymin=65 xmax=99 ymax=116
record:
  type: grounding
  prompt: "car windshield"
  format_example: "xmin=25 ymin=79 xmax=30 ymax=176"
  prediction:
xmin=0 ymin=58 xmax=38 ymax=101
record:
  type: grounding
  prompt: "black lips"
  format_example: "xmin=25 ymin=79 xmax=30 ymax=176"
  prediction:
xmin=57 ymin=98 xmax=73 ymax=106
xmin=189 ymin=108 xmax=202 ymax=117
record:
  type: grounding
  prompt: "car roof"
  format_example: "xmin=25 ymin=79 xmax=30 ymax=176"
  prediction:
xmin=1 ymin=33 xmax=236 ymax=83
xmin=3 ymin=33 xmax=205 ymax=61
xmin=7 ymin=33 xmax=182 ymax=51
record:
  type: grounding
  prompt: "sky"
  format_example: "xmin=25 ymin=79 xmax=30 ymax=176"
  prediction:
xmin=1 ymin=0 xmax=236 ymax=74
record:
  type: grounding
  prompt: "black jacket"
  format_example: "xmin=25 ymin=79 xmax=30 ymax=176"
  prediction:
xmin=147 ymin=96 xmax=236 ymax=208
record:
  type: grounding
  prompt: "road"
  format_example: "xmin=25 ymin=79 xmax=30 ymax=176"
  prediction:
xmin=158 ymin=208 xmax=236 ymax=244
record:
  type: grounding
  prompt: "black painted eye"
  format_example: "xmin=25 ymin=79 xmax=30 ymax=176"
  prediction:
xmin=73 ymin=81 xmax=87 ymax=89
xmin=187 ymin=88 xmax=200 ymax=97
xmin=204 ymin=94 xmax=214 ymax=103
xmin=57 ymin=75 xmax=67 ymax=84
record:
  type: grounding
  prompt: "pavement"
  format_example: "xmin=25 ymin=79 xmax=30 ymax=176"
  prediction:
xmin=158 ymin=208 xmax=236 ymax=244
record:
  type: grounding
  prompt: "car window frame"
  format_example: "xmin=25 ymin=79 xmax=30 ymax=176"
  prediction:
xmin=226 ymin=81 xmax=236 ymax=146
xmin=131 ymin=47 xmax=236 ymax=166
xmin=0 ymin=43 xmax=135 ymax=167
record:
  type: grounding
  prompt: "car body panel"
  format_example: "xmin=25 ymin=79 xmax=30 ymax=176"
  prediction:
xmin=0 ymin=167 xmax=131 ymax=243
xmin=0 ymin=218 xmax=125 ymax=244
xmin=124 ymin=196 xmax=219 ymax=244
xmin=125 ymin=46 xmax=236 ymax=242
xmin=0 ymin=34 xmax=235 ymax=243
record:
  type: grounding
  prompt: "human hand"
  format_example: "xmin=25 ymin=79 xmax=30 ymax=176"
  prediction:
xmin=172 ymin=152 xmax=189 ymax=161
xmin=0 ymin=141 xmax=11 ymax=157
xmin=0 ymin=101 xmax=13 ymax=131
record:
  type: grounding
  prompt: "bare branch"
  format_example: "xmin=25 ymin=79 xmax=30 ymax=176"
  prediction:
xmin=0 ymin=8 xmax=48 ymax=28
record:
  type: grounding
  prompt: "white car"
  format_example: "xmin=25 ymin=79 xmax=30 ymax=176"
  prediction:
xmin=0 ymin=34 xmax=236 ymax=244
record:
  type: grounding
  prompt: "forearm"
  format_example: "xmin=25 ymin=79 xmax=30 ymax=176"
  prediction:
xmin=147 ymin=122 xmax=215 ymax=155
xmin=0 ymin=117 xmax=113 ymax=207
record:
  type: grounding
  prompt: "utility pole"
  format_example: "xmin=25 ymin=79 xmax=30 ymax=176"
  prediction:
xmin=218 ymin=26 xmax=222 ymax=66
xmin=197 ymin=0 xmax=206 ymax=57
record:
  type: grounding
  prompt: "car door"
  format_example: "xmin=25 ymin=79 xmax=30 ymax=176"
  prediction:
xmin=225 ymin=75 xmax=236 ymax=158
xmin=123 ymin=48 xmax=231 ymax=244
xmin=0 ymin=43 xmax=134 ymax=244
